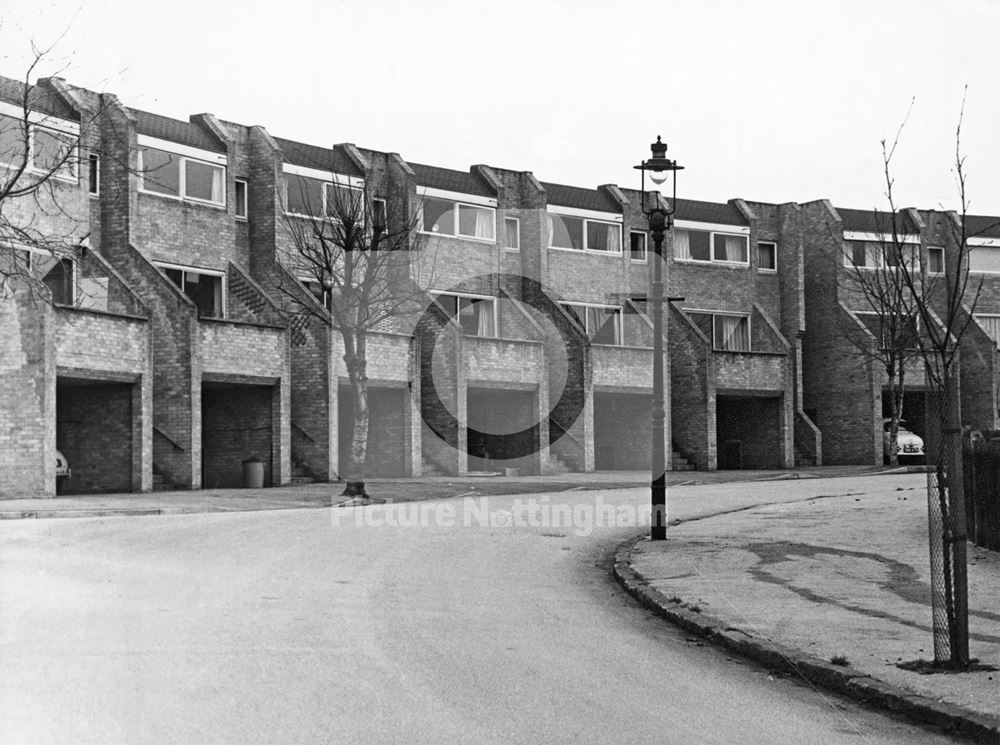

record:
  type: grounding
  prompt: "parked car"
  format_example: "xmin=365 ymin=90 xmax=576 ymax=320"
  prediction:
xmin=883 ymin=419 xmax=925 ymax=462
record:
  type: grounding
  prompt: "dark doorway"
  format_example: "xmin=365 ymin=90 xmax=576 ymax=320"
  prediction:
xmin=202 ymin=383 xmax=274 ymax=488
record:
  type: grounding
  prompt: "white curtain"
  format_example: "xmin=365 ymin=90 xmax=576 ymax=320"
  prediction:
xmin=717 ymin=315 xmax=749 ymax=351
xmin=674 ymin=229 xmax=691 ymax=260
xmin=607 ymin=225 xmax=621 ymax=253
xmin=475 ymin=208 xmax=494 ymax=240
xmin=210 ymin=166 xmax=224 ymax=204
xmin=476 ymin=299 xmax=494 ymax=336
xmin=725 ymin=235 xmax=746 ymax=262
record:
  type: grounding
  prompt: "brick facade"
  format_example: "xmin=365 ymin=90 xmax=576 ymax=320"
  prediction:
xmin=5 ymin=72 xmax=1000 ymax=495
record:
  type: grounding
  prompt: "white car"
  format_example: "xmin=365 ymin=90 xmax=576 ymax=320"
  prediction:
xmin=883 ymin=420 xmax=925 ymax=462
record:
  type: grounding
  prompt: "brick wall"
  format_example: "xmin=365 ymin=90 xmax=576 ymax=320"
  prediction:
xmin=57 ymin=382 xmax=133 ymax=493
xmin=0 ymin=289 xmax=56 ymax=497
xmin=669 ymin=304 xmax=713 ymax=469
xmin=202 ymin=384 xmax=273 ymax=488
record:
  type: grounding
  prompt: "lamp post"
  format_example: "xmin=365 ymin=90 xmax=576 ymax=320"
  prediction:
xmin=635 ymin=136 xmax=683 ymax=541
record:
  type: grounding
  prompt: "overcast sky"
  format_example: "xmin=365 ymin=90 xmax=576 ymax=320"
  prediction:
xmin=1 ymin=0 xmax=997 ymax=214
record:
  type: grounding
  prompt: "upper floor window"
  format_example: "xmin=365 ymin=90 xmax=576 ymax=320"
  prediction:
xmin=88 ymin=153 xmax=100 ymax=195
xmin=687 ymin=311 xmax=750 ymax=352
xmin=284 ymin=174 xmax=363 ymax=219
xmin=855 ymin=312 xmax=919 ymax=350
xmin=927 ymin=247 xmax=945 ymax=274
xmin=234 ymin=178 xmax=248 ymax=219
xmin=139 ymin=146 xmax=225 ymax=206
xmin=0 ymin=112 xmax=77 ymax=181
xmin=157 ymin=262 xmax=224 ymax=318
xmin=432 ymin=292 xmax=496 ymax=337
xmin=757 ymin=241 xmax=777 ymax=272
xmin=421 ymin=197 xmax=495 ymax=240
xmin=843 ymin=240 xmax=919 ymax=270
xmin=968 ymin=246 xmax=1000 ymax=274
xmin=675 ymin=229 xmax=748 ymax=265
xmin=504 ymin=217 xmax=520 ymax=250
xmin=561 ymin=302 xmax=622 ymax=345
xmin=9 ymin=247 xmax=75 ymax=305
xmin=548 ymin=212 xmax=621 ymax=253
xmin=630 ymin=232 xmax=648 ymax=262
xmin=975 ymin=314 xmax=1000 ymax=349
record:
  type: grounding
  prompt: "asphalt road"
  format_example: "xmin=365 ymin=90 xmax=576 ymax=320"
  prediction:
xmin=0 ymin=473 xmax=959 ymax=744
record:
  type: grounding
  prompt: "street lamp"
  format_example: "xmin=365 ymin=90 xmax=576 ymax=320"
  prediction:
xmin=635 ymin=136 xmax=683 ymax=541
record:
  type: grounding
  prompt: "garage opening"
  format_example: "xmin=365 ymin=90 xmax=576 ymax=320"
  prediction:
xmin=716 ymin=394 xmax=782 ymax=469
xmin=57 ymin=378 xmax=135 ymax=494
xmin=882 ymin=389 xmax=927 ymax=439
xmin=202 ymin=382 xmax=274 ymax=488
xmin=594 ymin=392 xmax=651 ymax=470
xmin=339 ymin=384 xmax=408 ymax=478
xmin=467 ymin=387 xmax=538 ymax=474
xmin=882 ymin=388 xmax=927 ymax=462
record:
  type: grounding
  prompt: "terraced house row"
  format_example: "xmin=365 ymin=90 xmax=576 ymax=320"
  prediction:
xmin=2 ymin=73 xmax=999 ymax=497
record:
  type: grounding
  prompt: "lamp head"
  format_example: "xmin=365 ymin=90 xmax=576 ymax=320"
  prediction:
xmin=647 ymin=136 xmax=673 ymax=185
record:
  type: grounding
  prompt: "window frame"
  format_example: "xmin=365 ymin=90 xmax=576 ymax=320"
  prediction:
xmin=757 ymin=241 xmax=777 ymax=272
xmin=686 ymin=309 xmax=752 ymax=352
xmin=11 ymin=245 xmax=76 ymax=305
xmin=419 ymin=196 xmax=497 ymax=242
xmin=138 ymin=144 xmax=227 ymax=208
xmin=842 ymin=238 xmax=920 ymax=271
xmin=974 ymin=314 xmax=1000 ymax=349
xmin=926 ymin=246 xmax=945 ymax=274
xmin=854 ymin=310 xmax=920 ymax=351
xmin=88 ymin=152 xmax=100 ymax=196
xmin=547 ymin=210 xmax=623 ymax=254
xmin=154 ymin=261 xmax=226 ymax=319
xmin=234 ymin=178 xmax=248 ymax=220
xmin=629 ymin=231 xmax=648 ymax=263
xmin=673 ymin=227 xmax=750 ymax=266
xmin=504 ymin=216 xmax=520 ymax=251
xmin=430 ymin=290 xmax=499 ymax=338
xmin=561 ymin=301 xmax=624 ymax=346
xmin=0 ymin=108 xmax=79 ymax=183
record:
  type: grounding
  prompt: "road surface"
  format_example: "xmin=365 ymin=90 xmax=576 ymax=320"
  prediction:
xmin=0 ymin=473 xmax=958 ymax=743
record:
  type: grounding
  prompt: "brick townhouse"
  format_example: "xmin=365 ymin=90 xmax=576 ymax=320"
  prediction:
xmin=2 ymin=72 xmax=998 ymax=496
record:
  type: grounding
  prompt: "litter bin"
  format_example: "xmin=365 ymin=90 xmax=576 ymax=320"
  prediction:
xmin=242 ymin=457 xmax=265 ymax=488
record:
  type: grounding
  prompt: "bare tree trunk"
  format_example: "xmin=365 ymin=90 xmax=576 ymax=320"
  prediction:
xmin=887 ymin=373 xmax=900 ymax=466
xmin=341 ymin=336 xmax=370 ymax=498
xmin=944 ymin=373 xmax=969 ymax=665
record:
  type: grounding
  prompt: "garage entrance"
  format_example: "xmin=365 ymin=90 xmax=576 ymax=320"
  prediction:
xmin=202 ymin=382 xmax=275 ymax=488
xmin=339 ymin=384 xmax=409 ymax=478
xmin=467 ymin=387 xmax=538 ymax=474
xmin=881 ymin=389 xmax=927 ymax=439
xmin=594 ymin=392 xmax=651 ymax=470
xmin=57 ymin=378 xmax=135 ymax=494
xmin=716 ymin=394 xmax=782 ymax=469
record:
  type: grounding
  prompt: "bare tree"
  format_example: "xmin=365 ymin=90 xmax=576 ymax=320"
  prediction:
xmin=0 ymin=46 xmax=95 ymax=300
xmin=279 ymin=175 xmax=426 ymax=499
xmin=838 ymin=213 xmax=924 ymax=465
xmin=883 ymin=91 xmax=989 ymax=667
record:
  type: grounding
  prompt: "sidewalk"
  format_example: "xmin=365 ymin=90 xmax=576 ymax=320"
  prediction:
xmin=616 ymin=489 xmax=1000 ymax=743
xmin=0 ymin=465 xmax=887 ymax=520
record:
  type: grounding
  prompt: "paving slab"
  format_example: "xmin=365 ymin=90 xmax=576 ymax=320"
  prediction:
xmin=618 ymin=487 xmax=1000 ymax=742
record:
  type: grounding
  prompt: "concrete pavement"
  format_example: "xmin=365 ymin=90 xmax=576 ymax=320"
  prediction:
xmin=617 ymin=486 xmax=1000 ymax=743
xmin=0 ymin=465 xmax=884 ymax=520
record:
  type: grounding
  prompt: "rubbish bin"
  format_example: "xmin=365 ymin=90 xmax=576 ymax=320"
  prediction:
xmin=242 ymin=457 xmax=265 ymax=488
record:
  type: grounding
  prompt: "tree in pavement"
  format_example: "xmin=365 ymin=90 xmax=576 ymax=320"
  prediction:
xmin=280 ymin=173 xmax=426 ymax=499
